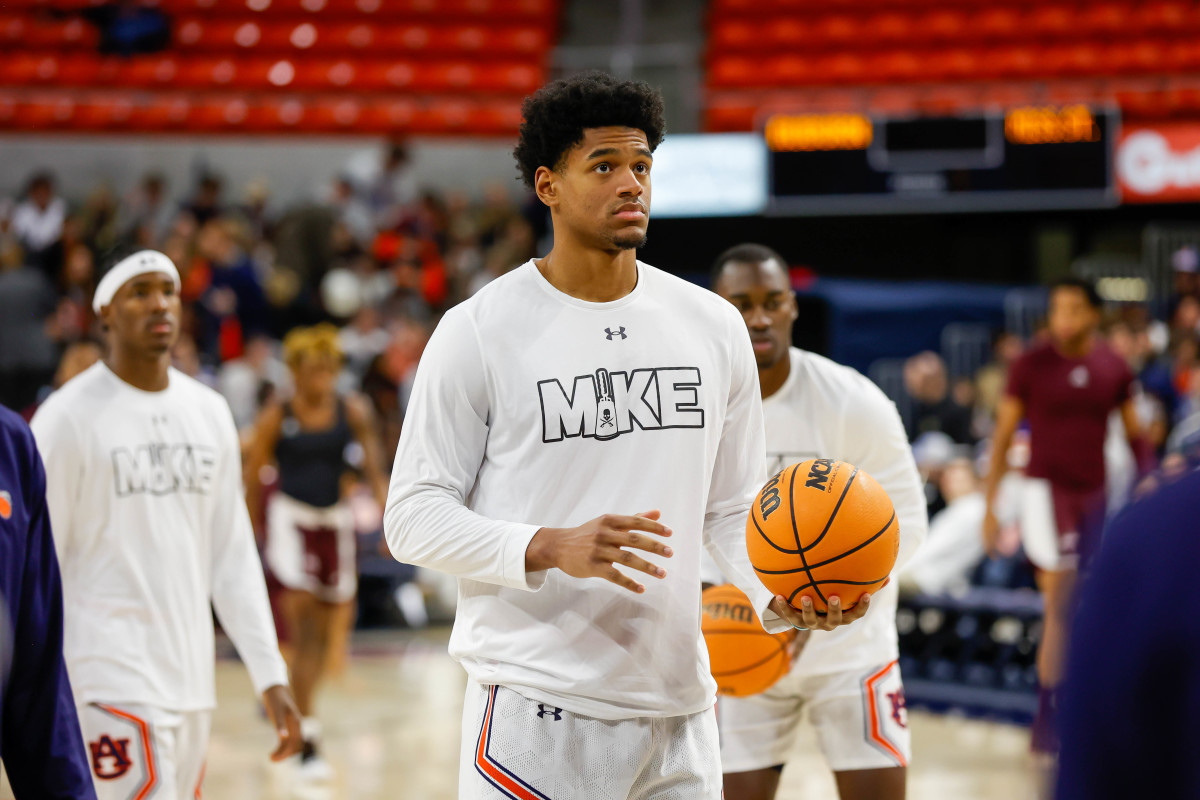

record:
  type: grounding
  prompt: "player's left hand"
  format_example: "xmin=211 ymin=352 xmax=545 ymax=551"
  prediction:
xmin=768 ymin=580 xmax=886 ymax=632
xmin=262 ymin=684 xmax=303 ymax=761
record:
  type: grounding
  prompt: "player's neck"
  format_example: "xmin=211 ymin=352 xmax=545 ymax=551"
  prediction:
xmin=536 ymin=244 xmax=638 ymax=303
xmin=105 ymin=348 xmax=171 ymax=392
xmin=759 ymin=354 xmax=791 ymax=400
xmin=1053 ymin=333 xmax=1095 ymax=359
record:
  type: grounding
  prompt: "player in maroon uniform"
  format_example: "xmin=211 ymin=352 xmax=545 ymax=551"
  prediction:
xmin=982 ymin=277 xmax=1148 ymax=763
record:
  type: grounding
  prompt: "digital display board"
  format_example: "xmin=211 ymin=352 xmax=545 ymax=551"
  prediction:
xmin=767 ymin=106 xmax=1118 ymax=215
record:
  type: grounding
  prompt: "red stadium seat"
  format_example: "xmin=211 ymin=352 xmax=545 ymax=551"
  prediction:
xmin=973 ymin=7 xmax=1021 ymax=41
xmin=1027 ymin=5 xmax=1076 ymax=39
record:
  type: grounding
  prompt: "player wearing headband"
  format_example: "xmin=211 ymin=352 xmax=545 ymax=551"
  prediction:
xmin=31 ymin=250 xmax=302 ymax=799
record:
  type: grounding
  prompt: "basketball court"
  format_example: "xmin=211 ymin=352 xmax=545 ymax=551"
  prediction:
xmin=2 ymin=628 xmax=1034 ymax=800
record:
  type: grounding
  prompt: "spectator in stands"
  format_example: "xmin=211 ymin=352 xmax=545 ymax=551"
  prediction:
xmin=904 ymin=350 xmax=975 ymax=444
xmin=195 ymin=218 xmax=268 ymax=360
xmin=327 ymin=175 xmax=374 ymax=250
xmin=1171 ymin=332 xmax=1199 ymax=412
xmin=975 ymin=330 xmax=1024 ymax=424
xmin=899 ymin=457 xmax=986 ymax=596
xmin=83 ymin=0 xmax=171 ymax=55
xmin=1171 ymin=245 xmax=1199 ymax=304
xmin=11 ymin=172 xmax=65 ymax=276
xmin=122 ymin=172 xmax=174 ymax=248
xmin=218 ymin=334 xmax=290 ymax=431
xmin=365 ymin=141 xmax=417 ymax=231
xmin=0 ymin=249 xmax=60 ymax=414
xmin=185 ymin=174 xmax=225 ymax=227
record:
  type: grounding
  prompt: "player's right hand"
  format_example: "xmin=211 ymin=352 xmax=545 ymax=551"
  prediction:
xmin=526 ymin=510 xmax=674 ymax=594
xmin=982 ymin=506 xmax=1000 ymax=557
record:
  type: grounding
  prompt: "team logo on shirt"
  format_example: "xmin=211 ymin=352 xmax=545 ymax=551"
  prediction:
xmin=537 ymin=366 xmax=705 ymax=443
xmin=111 ymin=443 xmax=219 ymax=497
xmin=0 ymin=490 xmax=11 ymax=520
xmin=1069 ymin=365 xmax=1090 ymax=388
xmin=89 ymin=735 xmax=133 ymax=779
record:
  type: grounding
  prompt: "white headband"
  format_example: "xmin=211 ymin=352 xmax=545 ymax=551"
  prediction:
xmin=93 ymin=250 xmax=181 ymax=314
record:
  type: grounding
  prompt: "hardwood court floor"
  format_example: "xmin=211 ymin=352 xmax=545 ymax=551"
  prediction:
xmin=2 ymin=628 xmax=1039 ymax=799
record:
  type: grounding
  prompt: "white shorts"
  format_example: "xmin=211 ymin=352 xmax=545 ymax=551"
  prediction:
xmin=265 ymin=492 xmax=356 ymax=603
xmin=458 ymin=680 xmax=722 ymax=800
xmin=718 ymin=660 xmax=910 ymax=774
xmin=79 ymin=702 xmax=211 ymax=799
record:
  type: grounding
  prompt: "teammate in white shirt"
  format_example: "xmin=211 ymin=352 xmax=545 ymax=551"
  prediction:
xmin=384 ymin=73 xmax=873 ymax=800
xmin=711 ymin=244 xmax=928 ymax=800
xmin=31 ymin=249 xmax=302 ymax=799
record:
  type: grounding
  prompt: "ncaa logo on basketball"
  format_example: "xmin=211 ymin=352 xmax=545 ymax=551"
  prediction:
xmin=89 ymin=735 xmax=133 ymax=779
xmin=537 ymin=366 xmax=705 ymax=444
xmin=804 ymin=458 xmax=835 ymax=492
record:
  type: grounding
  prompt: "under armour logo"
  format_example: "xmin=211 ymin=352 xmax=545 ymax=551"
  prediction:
xmin=536 ymin=704 xmax=563 ymax=721
xmin=1069 ymin=365 xmax=1089 ymax=388
xmin=605 ymin=327 xmax=627 ymax=340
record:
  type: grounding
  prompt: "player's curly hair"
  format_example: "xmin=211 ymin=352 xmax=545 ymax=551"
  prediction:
xmin=513 ymin=71 xmax=666 ymax=190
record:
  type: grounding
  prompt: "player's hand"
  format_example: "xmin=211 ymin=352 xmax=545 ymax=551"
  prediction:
xmin=768 ymin=583 xmax=882 ymax=632
xmin=262 ymin=684 xmax=303 ymax=761
xmin=526 ymin=510 xmax=674 ymax=594
xmin=982 ymin=506 xmax=1001 ymax=557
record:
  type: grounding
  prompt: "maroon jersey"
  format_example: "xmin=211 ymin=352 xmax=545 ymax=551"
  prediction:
xmin=1006 ymin=338 xmax=1133 ymax=491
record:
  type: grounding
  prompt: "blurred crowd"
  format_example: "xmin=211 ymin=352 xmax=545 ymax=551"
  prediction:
xmin=898 ymin=257 xmax=1200 ymax=597
xmin=0 ymin=141 xmax=544 ymax=467
xmin=5 ymin=141 xmax=1200 ymax=612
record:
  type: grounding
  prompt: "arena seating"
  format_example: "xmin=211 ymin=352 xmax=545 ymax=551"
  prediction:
xmin=0 ymin=0 xmax=558 ymax=134
xmin=705 ymin=0 xmax=1200 ymax=130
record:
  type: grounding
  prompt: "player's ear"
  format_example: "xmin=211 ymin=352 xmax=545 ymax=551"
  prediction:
xmin=787 ymin=290 xmax=799 ymax=323
xmin=534 ymin=166 xmax=557 ymax=208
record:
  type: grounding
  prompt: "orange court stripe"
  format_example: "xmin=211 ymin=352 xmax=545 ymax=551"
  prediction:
xmin=864 ymin=661 xmax=907 ymax=767
xmin=96 ymin=704 xmax=158 ymax=800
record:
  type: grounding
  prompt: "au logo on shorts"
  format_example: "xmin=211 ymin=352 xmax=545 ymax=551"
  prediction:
xmin=887 ymin=689 xmax=908 ymax=728
xmin=89 ymin=735 xmax=133 ymax=779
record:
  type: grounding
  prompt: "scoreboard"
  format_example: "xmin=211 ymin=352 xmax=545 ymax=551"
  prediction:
xmin=765 ymin=106 xmax=1118 ymax=215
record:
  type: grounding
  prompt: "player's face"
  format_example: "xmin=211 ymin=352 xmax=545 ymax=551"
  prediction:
xmin=716 ymin=260 xmax=798 ymax=369
xmin=293 ymin=354 xmax=339 ymax=399
xmin=103 ymin=273 xmax=181 ymax=357
xmin=543 ymin=126 xmax=652 ymax=252
xmin=1048 ymin=287 xmax=1099 ymax=346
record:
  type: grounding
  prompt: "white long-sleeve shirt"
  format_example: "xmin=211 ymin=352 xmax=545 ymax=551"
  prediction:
xmin=385 ymin=259 xmax=784 ymax=720
xmin=31 ymin=362 xmax=288 ymax=711
xmin=756 ymin=348 xmax=928 ymax=677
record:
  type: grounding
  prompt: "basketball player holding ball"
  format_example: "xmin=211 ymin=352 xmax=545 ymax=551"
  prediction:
xmin=385 ymin=74 xmax=862 ymax=799
xmin=711 ymin=244 xmax=928 ymax=800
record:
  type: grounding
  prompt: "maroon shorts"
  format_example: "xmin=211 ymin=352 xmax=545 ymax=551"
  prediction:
xmin=1018 ymin=478 xmax=1106 ymax=571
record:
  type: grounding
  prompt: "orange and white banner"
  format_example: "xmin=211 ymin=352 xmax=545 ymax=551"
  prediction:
xmin=1117 ymin=123 xmax=1200 ymax=203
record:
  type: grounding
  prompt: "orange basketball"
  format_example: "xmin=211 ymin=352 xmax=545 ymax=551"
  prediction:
xmin=701 ymin=584 xmax=795 ymax=697
xmin=746 ymin=459 xmax=899 ymax=614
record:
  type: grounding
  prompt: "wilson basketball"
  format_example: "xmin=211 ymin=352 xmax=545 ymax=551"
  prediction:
xmin=746 ymin=459 xmax=899 ymax=614
xmin=701 ymin=584 xmax=795 ymax=697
